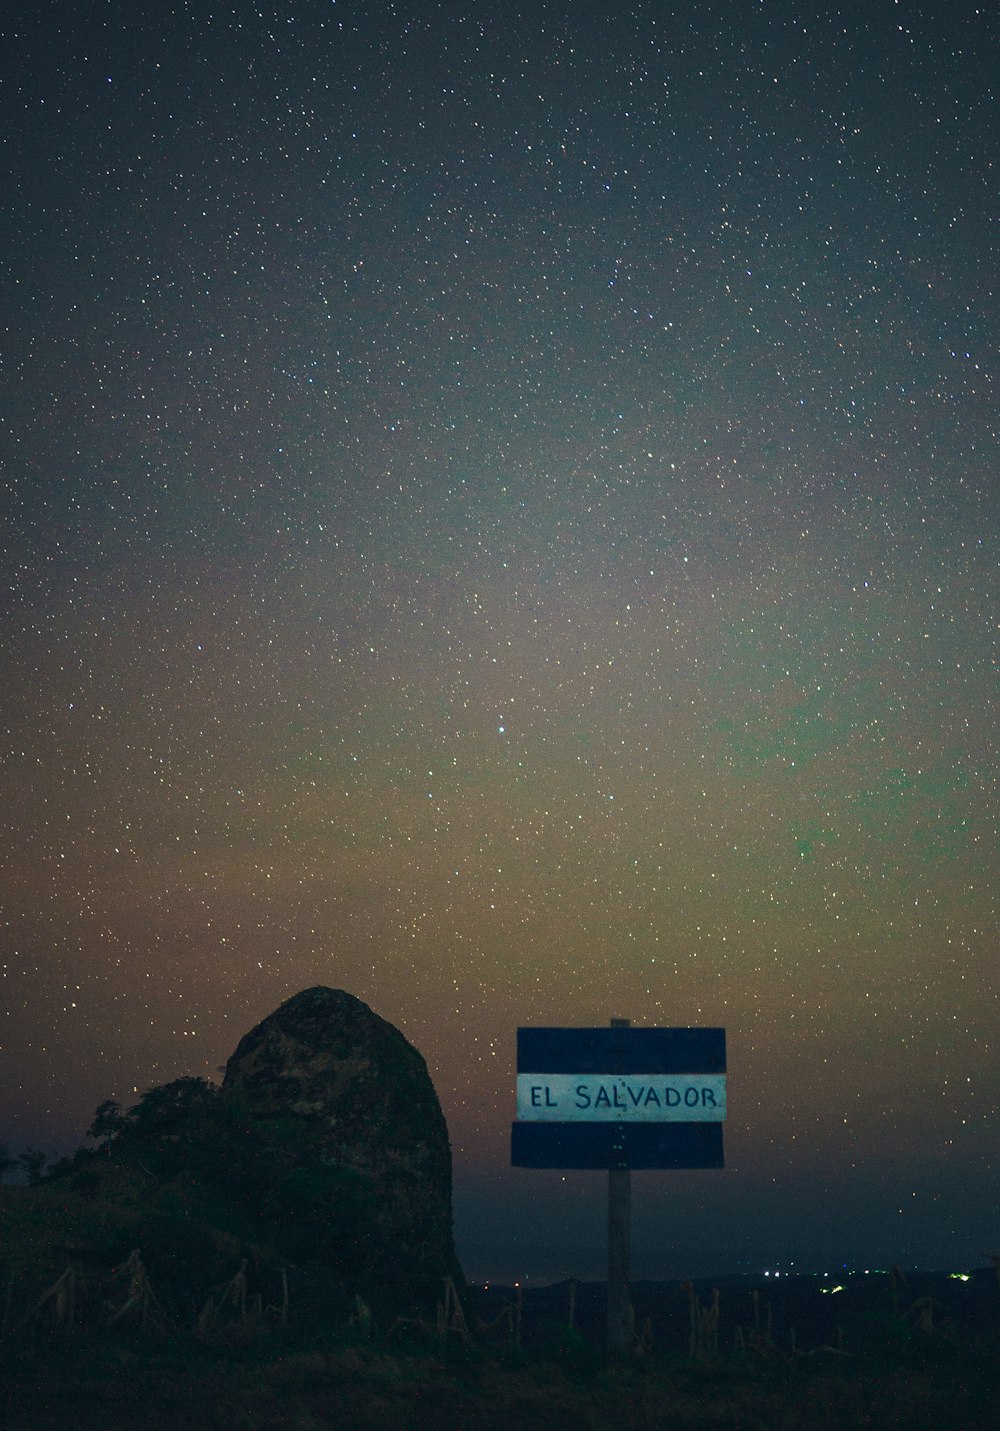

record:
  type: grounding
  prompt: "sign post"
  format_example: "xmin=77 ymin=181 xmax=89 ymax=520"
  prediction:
xmin=511 ymin=1019 xmax=726 ymax=1357
xmin=606 ymin=1017 xmax=631 ymax=1358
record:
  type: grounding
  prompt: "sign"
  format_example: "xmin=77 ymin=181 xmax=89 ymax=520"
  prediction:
xmin=511 ymin=1026 xmax=726 ymax=1170
xmin=516 ymin=1073 xmax=726 ymax=1121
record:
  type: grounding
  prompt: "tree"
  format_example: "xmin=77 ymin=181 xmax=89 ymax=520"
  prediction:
xmin=88 ymin=1099 xmax=126 ymax=1144
xmin=126 ymin=1078 xmax=218 ymax=1138
xmin=0 ymin=1144 xmax=16 ymax=1184
xmin=18 ymin=1149 xmax=47 ymax=1185
xmin=86 ymin=1079 xmax=220 ymax=1153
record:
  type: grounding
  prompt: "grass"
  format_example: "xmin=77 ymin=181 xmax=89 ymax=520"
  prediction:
xmin=3 ymin=1169 xmax=999 ymax=1430
xmin=3 ymin=1299 xmax=1000 ymax=1431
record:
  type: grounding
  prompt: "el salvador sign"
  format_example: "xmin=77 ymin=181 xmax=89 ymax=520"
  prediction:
xmin=511 ymin=1026 xmax=726 ymax=1170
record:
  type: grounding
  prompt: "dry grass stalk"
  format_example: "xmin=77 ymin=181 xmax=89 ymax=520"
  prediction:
xmin=686 ymin=1283 xmax=720 ymax=1362
xmin=388 ymin=1310 xmax=436 ymax=1341
xmin=742 ymin=1290 xmax=782 ymax=1360
xmin=473 ymin=1300 xmax=515 ymax=1346
xmin=264 ymin=1268 xmax=289 ymax=1326
xmin=351 ymin=1294 xmax=375 ymax=1338
xmin=35 ymin=1265 xmax=78 ymax=1328
xmin=435 ymin=1276 xmax=471 ymax=1343
xmin=195 ymin=1294 xmax=217 ymax=1337
xmin=2 ymin=1266 xmax=15 ymax=1336
xmin=105 ymin=1250 xmax=167 ymax=1334
xmin=911 ymin=1295 xmax=934 ymax=1337
xmin=634 ymin=1314 xmax=654 ymax=1357
xmin=217 ymin=1260 xmax=249 ymax=1323
xmin=195 ymin=1260 xmax=260 ymax=1337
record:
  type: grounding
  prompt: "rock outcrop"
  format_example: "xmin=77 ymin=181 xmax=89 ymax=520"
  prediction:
xmin=222 ymin=987 xmax=458 ymax=1300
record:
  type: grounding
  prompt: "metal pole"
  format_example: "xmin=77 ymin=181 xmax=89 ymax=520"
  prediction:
xmin=607 ymin=1016 xmax=632 ymax=1358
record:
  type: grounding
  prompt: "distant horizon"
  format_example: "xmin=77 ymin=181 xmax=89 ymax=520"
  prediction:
xmin=458 ymin=1263 xmax=993 ymax=1289
xmin=4 ymin=1147 xmax=991 ymax=1290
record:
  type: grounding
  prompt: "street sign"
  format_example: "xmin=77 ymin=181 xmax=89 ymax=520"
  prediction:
xmin=511 ymin=1025 xmax=726 ymax=1170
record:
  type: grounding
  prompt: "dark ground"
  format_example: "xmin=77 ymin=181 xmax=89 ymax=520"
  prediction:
xmin=3 ymin=1268 xmax=999 ymax=1430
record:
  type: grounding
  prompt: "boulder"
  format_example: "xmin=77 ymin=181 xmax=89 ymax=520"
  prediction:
xmin=222 ymin=987 xmax=459 ymax=1302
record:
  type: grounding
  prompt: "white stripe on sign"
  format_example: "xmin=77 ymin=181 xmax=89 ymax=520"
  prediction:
xmin=516 ymin=1073 xmax=726 ymax=1123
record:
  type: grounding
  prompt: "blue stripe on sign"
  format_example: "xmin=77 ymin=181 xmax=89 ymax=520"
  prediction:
xmin=517 ymin=1027 xmax=726 ymax=1076
xmin=511 ymin=1120 xmax=724 ymax=1170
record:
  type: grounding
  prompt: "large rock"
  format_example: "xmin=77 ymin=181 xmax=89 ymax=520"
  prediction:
xmin=222 ymin=987 xmax=459 ymax=1301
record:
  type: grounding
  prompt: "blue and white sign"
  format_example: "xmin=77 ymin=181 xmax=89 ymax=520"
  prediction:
xmin=511 ymin=1026 xmax=727 ymax=1170
xmin=516 ymin=1073 xmax=726 ymax=1121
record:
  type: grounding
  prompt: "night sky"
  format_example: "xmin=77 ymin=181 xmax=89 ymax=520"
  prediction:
xmin=2 ymin=0 xmax=997 ymax=1283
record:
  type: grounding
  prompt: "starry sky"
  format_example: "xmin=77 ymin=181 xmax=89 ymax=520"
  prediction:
xmin=1 ymin=0 xmax=997 ymax=1282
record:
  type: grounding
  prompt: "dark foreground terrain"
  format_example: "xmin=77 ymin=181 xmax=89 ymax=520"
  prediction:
xmin=3 ymin=1269 xmax=999 ymax=1431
